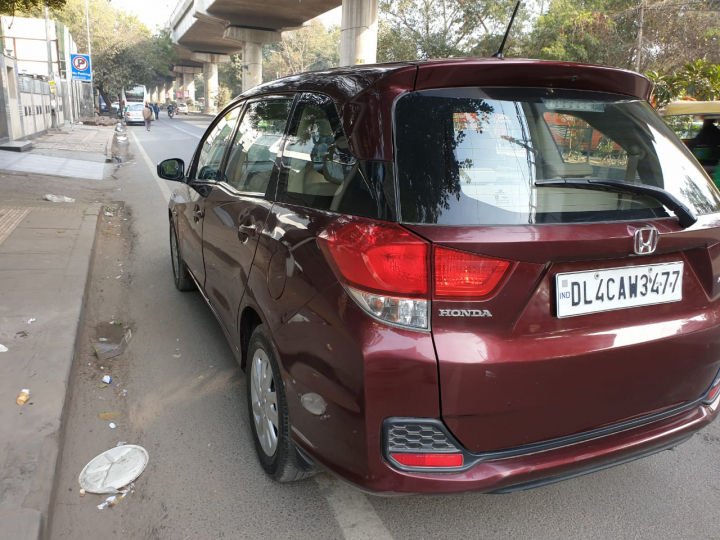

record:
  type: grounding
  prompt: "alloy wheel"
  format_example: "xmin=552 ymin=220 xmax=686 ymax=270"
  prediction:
xmin=250 ymin=348 xmax=279 ymax=457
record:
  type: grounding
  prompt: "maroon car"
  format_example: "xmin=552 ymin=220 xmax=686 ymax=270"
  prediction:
xmin=157 ymin=58 xmax=720 ymax=494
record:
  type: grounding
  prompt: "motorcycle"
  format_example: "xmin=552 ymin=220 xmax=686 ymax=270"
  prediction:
xmin=167 ymin=105 xmax=175 ymax=118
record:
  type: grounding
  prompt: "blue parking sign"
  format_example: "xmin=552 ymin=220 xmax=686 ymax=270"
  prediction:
xmin=70 ymin=54 xmax=92 ymax=81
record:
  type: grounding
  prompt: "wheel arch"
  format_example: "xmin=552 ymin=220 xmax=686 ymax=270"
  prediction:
xmin=239 ymin=306 xmax=263 ymax=372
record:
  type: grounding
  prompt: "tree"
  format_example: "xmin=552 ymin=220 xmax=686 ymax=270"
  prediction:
xmin=34 ymin=0 xmax=175 ymax=110
xmin=262 ymin=21 xmax=340 ymax=82
xmin=0 ymin=0 xmax=65 ymax=14
xmin=524 ymin=0 xmax=720 ymax=72
xmin=522 ymin=0 xmax=635 ymax=67
xmin=216 ymin=85 xmax=231 ymax=108
xmin=218 ymin=54 xmax=244 ymax=97
xmin=377 ymin=0 xmax=524 ymax=61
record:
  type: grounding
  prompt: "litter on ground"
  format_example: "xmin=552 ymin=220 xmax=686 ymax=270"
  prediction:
xmin=43 ymin=194 xmax=76 ymax=203
xmin=16 ymin=388 xmax=30 ymax=405
xmin=78 ymin=445 xmax=148 ymax=494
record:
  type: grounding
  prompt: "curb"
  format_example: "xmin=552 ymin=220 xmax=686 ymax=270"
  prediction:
xmin=44 ymin=204 xmax=102 ymax=540
xmin=0 ymin=204 xmax=101 ymax=540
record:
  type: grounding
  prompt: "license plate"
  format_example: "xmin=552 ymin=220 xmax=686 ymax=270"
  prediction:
xmin=555 ymin=262 xmax=684 ymax=318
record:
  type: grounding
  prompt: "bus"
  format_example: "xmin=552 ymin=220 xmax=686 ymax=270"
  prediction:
xmin=122 ymin=85 xmax=147 ymax=106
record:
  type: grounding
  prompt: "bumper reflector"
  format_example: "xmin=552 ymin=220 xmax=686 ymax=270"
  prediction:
xmin=705 ymin=382 xmax=720 ymax=404
xmin=390 ymin=452 xmax=464 ymax=468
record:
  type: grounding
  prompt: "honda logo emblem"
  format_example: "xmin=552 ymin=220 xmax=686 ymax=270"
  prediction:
xmin=633 ymin=226 xmax=659 ymax=255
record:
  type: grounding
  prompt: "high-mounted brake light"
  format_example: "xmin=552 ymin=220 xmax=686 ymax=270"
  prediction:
xmin=434 ymin=246 xmax=510 ymax=298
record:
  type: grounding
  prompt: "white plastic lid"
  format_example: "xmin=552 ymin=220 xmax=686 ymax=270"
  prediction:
xmin=78 ymin=444 xmax=149 ymax=494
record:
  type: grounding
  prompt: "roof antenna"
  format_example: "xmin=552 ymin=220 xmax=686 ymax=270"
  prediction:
xmin=492 ymin=1 xmax=522 ymax=59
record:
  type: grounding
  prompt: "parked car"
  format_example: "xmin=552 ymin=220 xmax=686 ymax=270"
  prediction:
xmin=124 ymin=102 xmax=145 ymax=125
xmin=176 ymin=102 xmax=189 ymax=115
xmin=157 ymin=58 xmax=720 ymax=494
xmin=660 ymin=100 xmax=720 ymax=183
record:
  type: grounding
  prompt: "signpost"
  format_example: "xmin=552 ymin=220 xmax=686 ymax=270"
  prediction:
xmin=70 ymin=53 xmax=92 ymax=82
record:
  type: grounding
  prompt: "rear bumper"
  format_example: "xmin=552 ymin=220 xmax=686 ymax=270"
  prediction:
xmin=347 ymin=395 xmax=718 ymax=494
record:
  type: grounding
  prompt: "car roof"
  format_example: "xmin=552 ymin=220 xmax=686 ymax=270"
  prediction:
xmin=660 ymin=100 xmax=720 ymax=117
xmin=231 ymin=58 xmax=652 ymax=161
xmin=237 ymin=57 xmax=652 ymax=104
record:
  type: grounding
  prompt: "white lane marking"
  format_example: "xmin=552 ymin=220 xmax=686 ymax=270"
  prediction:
xmin=129 ymin=130 xmax=172 ymax=203
xmin=315 ymin=475 xmax=393 ymax=540
xmin=165 ymin=120 xmax=203 ymax=139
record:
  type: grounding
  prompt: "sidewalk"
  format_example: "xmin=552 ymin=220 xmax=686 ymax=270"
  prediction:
xmin=0 ymin=124 xmax=115 ymax=181
xmin=0 ymin=124 xmax=113 ymax=539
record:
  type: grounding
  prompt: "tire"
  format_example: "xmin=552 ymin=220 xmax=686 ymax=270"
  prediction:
xmin=246 ymin=325 xmax=315 ymax=482
xmin=169 ymin=221 xmax=195 ymax=292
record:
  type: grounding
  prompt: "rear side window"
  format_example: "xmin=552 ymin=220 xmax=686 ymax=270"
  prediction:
xmin=277 ymin=93 xmax=395 ymax=220
xmin=395 ymin=87 xmax=720 ymax=225
xmin=224 ymin=97 xmax=293 ymax=194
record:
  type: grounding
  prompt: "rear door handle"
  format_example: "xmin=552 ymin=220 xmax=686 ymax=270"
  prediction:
xmin=193 ymin=208 xmax=204 ymax=221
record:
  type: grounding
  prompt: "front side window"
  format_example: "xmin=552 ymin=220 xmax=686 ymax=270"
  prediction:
xmin=194 ymin=106 xmax=241 ymax=181
xmin=395 ymin=87 xmax=720 ymax=225
xmin=224 ymin=97 xmax=293 ymax=193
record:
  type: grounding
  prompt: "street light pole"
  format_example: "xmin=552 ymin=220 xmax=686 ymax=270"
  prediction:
xmin=85 ymin=0 xmax=92 ymax=57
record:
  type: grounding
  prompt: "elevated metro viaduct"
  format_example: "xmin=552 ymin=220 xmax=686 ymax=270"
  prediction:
xmin=160 ymin=0 xmax=379 ymax=114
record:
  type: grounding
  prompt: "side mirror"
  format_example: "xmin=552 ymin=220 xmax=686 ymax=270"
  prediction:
xmin=157 ymin=158 xmax=185 ymax=182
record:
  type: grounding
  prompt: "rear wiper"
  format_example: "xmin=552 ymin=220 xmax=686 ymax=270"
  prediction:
xmin=535 ymin=178 xmax=697 ymax=229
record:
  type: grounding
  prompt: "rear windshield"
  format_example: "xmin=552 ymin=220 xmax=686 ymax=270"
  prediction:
xmin=394 ymin=87 xmax=720 ymax=225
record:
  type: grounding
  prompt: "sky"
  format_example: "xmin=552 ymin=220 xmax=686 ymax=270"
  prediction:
xmin=114 ymin=1 xmax=342 ymax=32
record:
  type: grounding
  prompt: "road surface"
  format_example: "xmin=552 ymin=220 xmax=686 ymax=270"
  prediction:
xmin=49 ymin=114 xmax=720 ymax=539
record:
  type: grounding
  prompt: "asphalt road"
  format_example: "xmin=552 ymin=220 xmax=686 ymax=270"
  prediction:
xmin=50 ymin=115 xmax=720 ymax=539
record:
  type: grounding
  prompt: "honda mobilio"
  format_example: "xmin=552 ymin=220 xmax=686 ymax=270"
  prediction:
xmin=157 ymin=58 xmax=720 ymax=494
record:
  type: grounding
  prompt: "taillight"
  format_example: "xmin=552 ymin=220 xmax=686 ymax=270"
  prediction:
xmin=319 ymin=217 xmax=512 ymax=330
xmin=319 ymin=218 xmax=429 ymax=330
xmin=319 ymin=218 xmax=428 ymax=296
xmin=434 ymin=246 xmax=510 ymax=298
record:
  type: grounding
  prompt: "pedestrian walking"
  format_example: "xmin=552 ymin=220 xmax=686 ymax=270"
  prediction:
xmin=153 ymin=103 xmax=160 ymax=120
xmin=143 ymin=102 xmax=153 ymax=131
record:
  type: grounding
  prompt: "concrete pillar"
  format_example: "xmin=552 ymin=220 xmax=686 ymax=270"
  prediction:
xmin=223 ymin=27 xmax=279 ymax=92
xmin=340 ymin=0 xmax=378 ymax=66
xmin=175 ymin=76 xmax=183 ymax=102
xmin=186 ymin=74 xmax=195 ymax=103
xmin=242 ymin=41 xmax=262 ymax=92
xmin=159 ymin=85 xmax=167 ymax=103
xmin=203 ymin=62 xmax=218 ymax=114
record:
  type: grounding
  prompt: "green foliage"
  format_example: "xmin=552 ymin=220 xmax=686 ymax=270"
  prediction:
xmin=216 ymin=85 xmax=231 ymax=108
xmin=523 ymin=0 xmax=634 ymax=67
xmin=648 ymin=60 xmax=720 ymax=106
xmin=524 ymin=0 xmax=720 ymax=72
xmin=262 ymin=21 xmax=340 ymax=82
xmin=218 ymin=54 xmax=243 ymax=97
xmin=378 ymin=0 xmax=523 ymax=61
xmin=0 ymin=0 xmax=65 ymax=14
xmin=33 ymin=0 xmax=175 ymax=106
